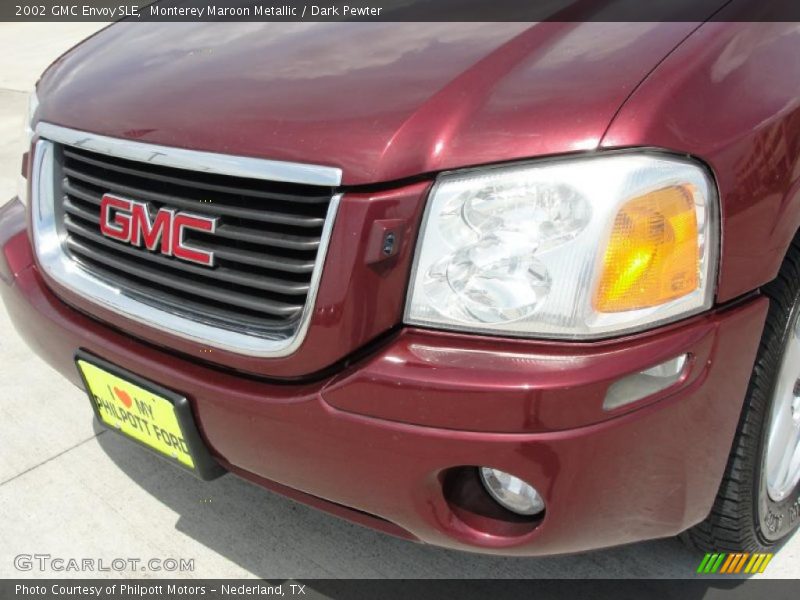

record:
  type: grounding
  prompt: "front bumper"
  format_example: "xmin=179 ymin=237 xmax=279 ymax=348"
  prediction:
xmin=1 ymin=197 xmax=768 ymax=555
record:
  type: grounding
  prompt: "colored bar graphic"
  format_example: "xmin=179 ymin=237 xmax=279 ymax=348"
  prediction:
xmin=733 ymin=553 xmax=749 ymax=573
xmin=758 ymin=554 xmax=774 ymax=573
xmin=697 ymin=553 xmax=713 ymax=573
xmin=719 ymin=554 xmax=736 ymax=573
xmin=699 ymin=552 xmax=774 ymax=574
xmin=711 ymin=553 xmax=725 ymax=573
xmin=745 ymin=554 xmax=761 ymax=574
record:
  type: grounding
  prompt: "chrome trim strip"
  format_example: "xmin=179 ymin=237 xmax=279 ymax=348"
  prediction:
xmin=36 ymin=122 xmax=343 ymax=187
xmin=32 ymin=135 xmax=342 ymax=358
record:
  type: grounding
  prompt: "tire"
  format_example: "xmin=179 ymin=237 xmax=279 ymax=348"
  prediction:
xmin=683 ymin=241 xmax=800 ymax=552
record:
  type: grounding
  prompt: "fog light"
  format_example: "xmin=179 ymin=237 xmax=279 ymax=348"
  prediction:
xmin=478 ymin=467 xmax=545 ymax=516
xmin=604 ymin=354 xmax=688 ymax=411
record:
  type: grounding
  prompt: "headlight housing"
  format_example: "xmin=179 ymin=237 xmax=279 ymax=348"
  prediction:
xmin=405 ymin=153 xmax=718 ymax=339
xmin=17 ymin=90 xmax=39 ymax=206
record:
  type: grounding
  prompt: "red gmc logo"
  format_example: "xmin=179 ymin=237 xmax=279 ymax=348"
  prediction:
xmin=99 ymin=194 xmax=217 ymax=267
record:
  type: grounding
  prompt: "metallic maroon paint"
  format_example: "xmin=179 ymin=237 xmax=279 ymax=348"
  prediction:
xmin=36 ymin=22 xmax=698 ymax=186
xmin=5 ymin=14 xmax=800 ymax=553
xmin=601 ymin=19 xmax=800 ymax=303
xmin=0 ymin=201 xmax=31 ymax=284
xmin=32 ymin=21 xmax=720 ymax=378
xmin=323 ymin=321 xmax=714 ymax=433
xmin=35 ymin=181 xmax=430 ymax=378
xmin=0 ymin=217 xmax=768 ymax=553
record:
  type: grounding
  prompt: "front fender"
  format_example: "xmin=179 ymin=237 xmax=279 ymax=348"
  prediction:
xmin=601 ymin=19 xmax=800 ymax=303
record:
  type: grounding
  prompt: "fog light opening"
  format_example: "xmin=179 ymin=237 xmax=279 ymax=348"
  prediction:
xmin=478 ymin=467 xmax=545 ymax=516
xmin=603 ymin=353 xmax=690 ymax=411
xmin=441 ymin=467 xmax=543 ymax=538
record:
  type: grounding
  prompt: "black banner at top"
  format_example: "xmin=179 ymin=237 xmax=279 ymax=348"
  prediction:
xmin=3 ymin=0 xmax=800 ymax=22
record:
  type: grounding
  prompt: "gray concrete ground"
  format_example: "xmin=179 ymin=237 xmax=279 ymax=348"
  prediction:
xmin=0 ymin=24 xmax=797 ymax=580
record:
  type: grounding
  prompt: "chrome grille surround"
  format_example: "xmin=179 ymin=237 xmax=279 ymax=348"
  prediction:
xmin=31 ymin=123 xmax=342 ymax=357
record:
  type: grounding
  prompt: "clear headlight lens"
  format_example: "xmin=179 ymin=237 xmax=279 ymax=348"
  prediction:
xmin=17 ymin=91 xmax=39 ymax=206
xmin=405 ymin=154 xmax=718 ymax=339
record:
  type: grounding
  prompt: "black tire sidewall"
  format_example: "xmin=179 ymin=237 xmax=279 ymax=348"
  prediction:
xmin=755 ymin=288 xmax=800 ymax=544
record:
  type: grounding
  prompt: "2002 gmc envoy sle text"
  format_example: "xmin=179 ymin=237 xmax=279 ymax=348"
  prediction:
xmin=3 ymin=13 xmax=800 ymax=557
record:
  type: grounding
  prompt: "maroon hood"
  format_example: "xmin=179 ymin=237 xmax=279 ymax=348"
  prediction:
xmin=39 ymin=21 xmax=701 ymax=185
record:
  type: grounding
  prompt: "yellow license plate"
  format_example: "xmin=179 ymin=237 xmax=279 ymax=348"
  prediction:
xmin=77 ymin=358 xmax=196 ymax=470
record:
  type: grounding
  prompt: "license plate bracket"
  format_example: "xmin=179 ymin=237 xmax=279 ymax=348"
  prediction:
xmin=75 ymin=349 xmax=224 ymax=480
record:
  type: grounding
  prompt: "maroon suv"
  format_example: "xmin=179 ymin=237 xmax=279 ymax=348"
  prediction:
xmin=3 ymin=16 xmax=800 ymax=556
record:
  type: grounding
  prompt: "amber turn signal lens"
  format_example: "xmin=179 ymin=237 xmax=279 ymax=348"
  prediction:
xmin=594 ymin=185 xmax=699 ymax=313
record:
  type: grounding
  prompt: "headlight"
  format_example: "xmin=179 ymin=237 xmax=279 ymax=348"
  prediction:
xmin=405 ymin=153 xmax=718 ymax=339
xmin=17 ymin=90 xmax=39 ymax=206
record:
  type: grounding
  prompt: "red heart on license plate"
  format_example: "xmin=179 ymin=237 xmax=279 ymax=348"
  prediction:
xmin=113 ymin=387 xmax=133 ymax=408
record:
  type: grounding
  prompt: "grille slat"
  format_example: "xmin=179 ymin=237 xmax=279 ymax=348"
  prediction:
xmin=65 ymin=257 xmax=293 ymax=330
xmin=62 ymin=175 xmax=327 ymax=228
xmin=63 ymin=148 xmax=332 ymax=204
xmin=63 ymin=216 xmax=312 ymax=296
xmin=61 ymin=169 xmax=323 ymax=251
xmin=66 ymin=236 xmax=303 ymax=318
xmin=63 ymin=197 xmax=100 ymax=224
xmin=189 ymin=241 xmax=316 ymax=273
xmin=62 ymin=195 xmax=320 ymax=273
xmin=63 ymin=173 xmax=323 ymax=251
xmin=56 ymin=143 xmax=335 ymax=334
xmin=212 ymin=223 xmax=321 ymax=250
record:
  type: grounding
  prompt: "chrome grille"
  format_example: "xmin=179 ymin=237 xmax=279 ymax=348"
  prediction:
xmin=56 ymin=144 xmax=336 ymax=334
xmin=30 ymin=122 xmax=342 ymax=357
